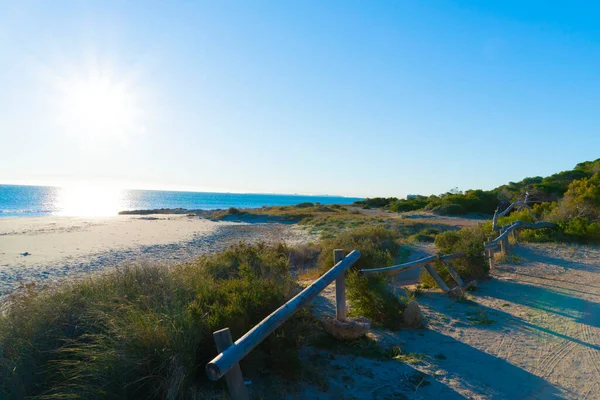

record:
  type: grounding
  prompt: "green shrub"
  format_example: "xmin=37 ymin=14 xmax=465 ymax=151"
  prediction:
xmin=227 ymin=207 xmax=242 ymax=214
xmin=346 ymin=270 xmax=405 ymax=330
xmin=430 ymin=203 xmax=466 ymax=216
xmin=353 ymin=197 xmax=397 ymax=209
xmin=295 ymin=202 xmax=314 ymax=208
xmin=559 ymin=217 xmax=600 ymax=243
xmin=287 ymin=243 xmax=321 ymax=269
xmin=411 ymin=233 xmax=436 ymax=243
xmin=496 ymin=208 xmax=536 ymax=226
xmin=497 ymin=200 xmax=600 ymax=244
xmin=426 ymin=190 xmax=499 ymax=214
xmin=421 ymin=227 xmax=489 ymax=288
xmin=388 ymin=197 xmax=429 ymax=212
xmin=517 ymin=227 xmax=559 ymax=242
xmin=550 ymin=174 xmax=600 ymax=221
xmin=318 ymin=226 xmax=398 ymax=273
xmin=202 ymin=242 xmax=290 ymax=281
xmin=0 ymin=244 xmax=306 ymax=399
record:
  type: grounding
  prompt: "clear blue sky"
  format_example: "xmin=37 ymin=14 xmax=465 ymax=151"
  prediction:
xmin=1 ymin=1 xmax=599 ymax=198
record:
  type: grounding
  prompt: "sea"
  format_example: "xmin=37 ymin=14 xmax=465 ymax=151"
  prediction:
xmin=0 ymin=184 xmax=363 ymax=218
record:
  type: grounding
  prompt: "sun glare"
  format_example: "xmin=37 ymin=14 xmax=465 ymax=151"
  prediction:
xmin=58 ymin=75 xmax=140 ymax=142
xmin=56 ymin=185 xmax=125 ymax=217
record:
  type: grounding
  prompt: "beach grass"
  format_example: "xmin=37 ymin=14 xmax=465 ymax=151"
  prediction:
xmin=0 ymin=223 xmax=411 ymax=399
xmin=0 ymin=243 xmax=310 ymax=399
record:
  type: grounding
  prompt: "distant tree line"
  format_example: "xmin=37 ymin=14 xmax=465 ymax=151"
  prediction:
xmin=355 ymin=158 xmax=600 ymax=243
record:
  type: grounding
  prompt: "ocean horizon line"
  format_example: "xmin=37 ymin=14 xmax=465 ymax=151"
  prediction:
xmin=0 ymin=183 xmax=366 ymax=200
xmin=0 ymin=184 xmax=365 ymax=218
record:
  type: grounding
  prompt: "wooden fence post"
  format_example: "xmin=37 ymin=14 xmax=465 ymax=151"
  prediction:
xmin=213 ymin=328 xmax=249 ymax=400
xmin=486 ymin=239 xmax=495 ymax=270
xmin=443 ymin=261 xmax=464 ymax=287
xmin=424 ymin=263 xmax=450 ymax=293
xmin=334 ymin=249 xmax=346 ymax=321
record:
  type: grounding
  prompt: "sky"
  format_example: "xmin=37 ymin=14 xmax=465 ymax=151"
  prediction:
xmin=1 ymin=1 xmax=600 ymax=198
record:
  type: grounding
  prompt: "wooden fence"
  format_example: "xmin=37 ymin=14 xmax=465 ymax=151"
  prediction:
xmin=361 ymin=199 xmax=556 ymax=295
xmin=206 ymin=198 xmax=556 ymax=399
xmin=360 ymin=251 xmax=475 ymax=295
xmin=205 ymin=249 xmax=361 ymax=399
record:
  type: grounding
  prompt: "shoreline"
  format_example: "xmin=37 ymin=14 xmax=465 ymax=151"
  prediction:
xmin=0 ymin=214 xmax=313 ymax=297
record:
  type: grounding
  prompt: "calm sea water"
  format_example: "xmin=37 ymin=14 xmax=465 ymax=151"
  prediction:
xmin=0 ymin=184 xmax=363 ymax=218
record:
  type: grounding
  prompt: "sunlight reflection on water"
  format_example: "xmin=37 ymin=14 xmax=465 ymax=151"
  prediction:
xmin=0 ymin=184 xmax=363 ymax=218
xmin=55 ymin=185 xmax=125 ymax=217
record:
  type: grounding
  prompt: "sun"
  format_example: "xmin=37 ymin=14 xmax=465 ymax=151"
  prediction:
xmin=57 ymin=74 xmax=140 ymax=143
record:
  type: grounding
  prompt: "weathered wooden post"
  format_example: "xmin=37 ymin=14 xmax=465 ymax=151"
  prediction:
xmin=424 ymin=263 xmax=450 ymax=293
xmin=334 ymin=249 xmax=346 ymax=321
xmin=443 ymin=261 xmax=464 ymax=287
xmin=212 ymin=328 xmax=249 ymax=400
xmin=499 ymin=229 xmax=506 ymax=254
xmin=486 ymin=239 xmax=495 ymax=270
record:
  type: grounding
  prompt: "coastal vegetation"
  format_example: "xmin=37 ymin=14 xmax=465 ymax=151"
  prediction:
xmin=0 ymin=243 xmax=318 ymax=399
xmin=420 ymin=226 xmax=490 ymax=288
xmin=356 ymin=158 xmax=600 ymax=243
xmin=0 ymin=226 xmax=412 ymax=399
xmin=346 ymin=270 xmax=406 ymax=330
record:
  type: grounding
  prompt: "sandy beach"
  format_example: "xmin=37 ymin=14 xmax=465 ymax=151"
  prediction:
xmin=0 ymin=215 xmax=312 ymax=296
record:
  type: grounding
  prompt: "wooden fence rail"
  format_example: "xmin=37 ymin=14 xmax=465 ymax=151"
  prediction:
xmin=485 ymin=220 xmax=556 ymax=250
xmin=360 ymin=199 xmax=557 ymax=295
xmin=360 ymin=252 xmax=464 ymax=276
xmin=206 ymin=249 xmax=361 ymax=399
xmin=359 ymin=251 xmax=471 ymax=295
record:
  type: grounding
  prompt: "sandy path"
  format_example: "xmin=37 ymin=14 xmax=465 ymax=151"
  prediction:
xmin=0 ymin=215 xmax=311 ymax=296
xmin=302 ymin=243 xmax=600 ymax=399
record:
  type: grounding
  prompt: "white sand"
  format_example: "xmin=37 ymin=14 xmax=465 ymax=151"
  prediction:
xmin=0 ymin=215 xmax=311 ymax=296
xmin=303 ymin=242 xmax=600 ymax=399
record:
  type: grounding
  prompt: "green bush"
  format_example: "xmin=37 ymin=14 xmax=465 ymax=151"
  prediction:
xmin=227 ymin=207 xmax=242 ymax=214
xmin=421 ymin=226 xmax=489 ymax=288
xmin=346 ymin=270 xmax=405 ymax=330
xmin=425 ymin=190 xmax=499 ymax=214
xmin=353 ymin=197 xmax=397 ymax=209
xmin=496 ymin=174 xmax=600 ymax=245
xmin=430 ymin=203 xmax=466 ymax=216
xmin=517 ymin=227 xmax=559 ymax=242
xmin=0 ymin=244 xmax=305 ymax=399
xmin=550 ymin=174 xmax=600 ymax=221
xmin=318 ymin=226 xmax=398 ymax=273
xmin=559 ymin=217 xmax=600 ymax=243
xmin=202 ymin=242 xmax=291 ymax=281
xmin=411 ymin=233 xmax=436 ymax=243
xmin=295 ymin=202 xmax=314 ymax=208
xmin=388 ymin=197 xmax=429 ymax=212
